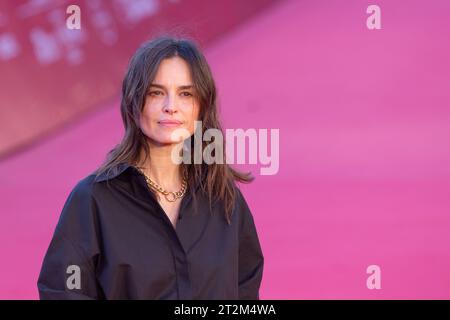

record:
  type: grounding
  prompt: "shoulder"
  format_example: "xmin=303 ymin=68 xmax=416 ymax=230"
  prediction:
xmin=231 ymin=185 xmax=263 ymax=249
xmin=233 ymin=184 xmax=251 ymax=211
xmin=232 ymin=184 xmax=255 ymax=228
xmin=48 ymin=174 xmax=103 ymax=259
xmin=72 ymin=174 xmax=97 ymax=195
xmin=67 ymin=169 xmax=117 ymax=199
xmin=55 ymin=174 xmax=100 ymax=235
xmin=63 ymin=173 xmax=100 ymax=207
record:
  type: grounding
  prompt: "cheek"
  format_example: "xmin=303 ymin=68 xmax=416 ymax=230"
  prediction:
xmin=140 ymin=103 xmax=158 ymax=132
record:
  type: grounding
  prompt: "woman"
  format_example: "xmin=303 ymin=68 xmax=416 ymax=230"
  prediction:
xmin=37 ymin=36 xmax=264 ymax=300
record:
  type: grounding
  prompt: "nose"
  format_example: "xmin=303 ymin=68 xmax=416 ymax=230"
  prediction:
xmin=162 ymin=95 xmax=178 ymax=114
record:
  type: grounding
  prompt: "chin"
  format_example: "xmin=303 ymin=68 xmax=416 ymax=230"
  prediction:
xmin=149 ymin=136 xmax=181 ymax=146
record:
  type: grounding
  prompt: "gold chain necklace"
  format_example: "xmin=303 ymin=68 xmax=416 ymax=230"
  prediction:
xmin=136 ymin=167 xmax=188 ymax=202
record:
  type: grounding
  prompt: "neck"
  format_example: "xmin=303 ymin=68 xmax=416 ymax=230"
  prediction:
xmin=136 ymin=142 xmax=182 ymax=191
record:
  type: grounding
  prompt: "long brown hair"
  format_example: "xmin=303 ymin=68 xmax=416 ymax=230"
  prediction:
xmin=94 ymin=35 xmax=253 ymax=225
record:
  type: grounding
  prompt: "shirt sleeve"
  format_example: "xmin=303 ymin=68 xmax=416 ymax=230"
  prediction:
xmin=236 ymin=187 xmax=264 ymax=300
xmin=37 ymin=178 xmax=102 ymax=300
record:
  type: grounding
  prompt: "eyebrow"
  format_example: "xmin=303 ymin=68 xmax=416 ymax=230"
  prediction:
xmin=149 ymin=83 xmax=194 ymax=90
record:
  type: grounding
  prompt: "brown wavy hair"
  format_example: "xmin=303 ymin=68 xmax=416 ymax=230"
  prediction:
xmin=93 ymin=35 xmax=253 ymax=225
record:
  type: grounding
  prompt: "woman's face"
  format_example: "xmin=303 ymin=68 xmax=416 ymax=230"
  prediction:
xmin=140 ymin=56 xmax=200 ymax=146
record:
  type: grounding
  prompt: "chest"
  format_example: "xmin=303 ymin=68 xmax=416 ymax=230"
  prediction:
xmin=158 ymin=198 xmax=182 ymax=228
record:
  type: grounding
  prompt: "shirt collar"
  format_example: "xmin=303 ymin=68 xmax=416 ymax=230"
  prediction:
xmin=93 ymin=162 xmax=133 ymax=183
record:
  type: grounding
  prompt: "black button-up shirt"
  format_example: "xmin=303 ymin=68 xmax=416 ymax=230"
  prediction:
xmin=37 ymin=163 xmax=264 ymax=300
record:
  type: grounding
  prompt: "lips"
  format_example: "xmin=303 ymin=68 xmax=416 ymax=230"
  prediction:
xmin=158 ymin=119 xmax=183 ymax=127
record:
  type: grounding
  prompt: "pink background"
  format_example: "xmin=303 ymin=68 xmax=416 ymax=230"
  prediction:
xmin=1 ymin=0 xmax=450 ymax=299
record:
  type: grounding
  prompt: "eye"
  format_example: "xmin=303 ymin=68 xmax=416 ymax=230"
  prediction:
xmin=148 ymin=90 xmax=163 ymax=96
xmin=181 ymin=92 xmax=193 ymax=97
